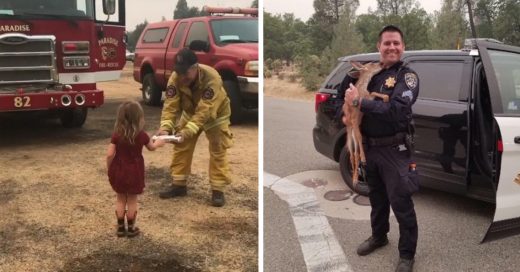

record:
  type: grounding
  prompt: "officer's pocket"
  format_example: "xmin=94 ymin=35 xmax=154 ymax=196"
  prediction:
xmin=401 ymin=169 xmax=420 ymax=196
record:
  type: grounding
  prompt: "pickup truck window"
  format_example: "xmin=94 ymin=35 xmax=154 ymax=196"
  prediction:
xmin=210 ymin=19 xmax=258 ymax=45
xmin=142 ymin=27 xmax=169 ymax=43
xmin=185 ymin=22 xmax=209 ymax=47
xmin=488 ymin=50 xmax=520 ymax=114
xmin=171 ymin=22 xmax=188 ymax=48
xmin=408 ymin=61 xmax=465 ymax=101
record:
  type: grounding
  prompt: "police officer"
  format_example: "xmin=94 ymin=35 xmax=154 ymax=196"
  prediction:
xmin=157 ymin=48 xmax=233 ymax=207
xmin=344 ymin=25 xmax=420 ymax=272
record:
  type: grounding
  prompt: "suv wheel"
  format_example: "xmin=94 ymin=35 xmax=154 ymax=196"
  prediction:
xmin=142 ymin=73 xmax=162 ymax=106
xmin=339 ymin=147 xmax=369 ymax=196
xmin=60 ymin=108 xmax=88 ymax=128
xmin=224 ymin=80 xmax=244 ymax=124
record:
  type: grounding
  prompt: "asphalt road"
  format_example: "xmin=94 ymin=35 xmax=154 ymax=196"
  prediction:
xmin=263 ymin=97 xmax=520 ymax=272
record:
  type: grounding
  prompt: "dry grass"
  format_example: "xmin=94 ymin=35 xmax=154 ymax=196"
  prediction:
xmin=264 ymin=68 xmax=315 ymax=102
xmin=0 ymin=62 xmax=258 ymax=272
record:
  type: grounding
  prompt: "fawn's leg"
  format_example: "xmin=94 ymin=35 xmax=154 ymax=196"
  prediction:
xmin=346 ymin=127 xmax=355 ymax=172
xmin=370 ymin=93 xmax=389 ymax=103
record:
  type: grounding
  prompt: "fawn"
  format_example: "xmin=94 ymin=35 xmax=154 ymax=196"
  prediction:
xmin=342 ymin=61 xmax=389 ymax=187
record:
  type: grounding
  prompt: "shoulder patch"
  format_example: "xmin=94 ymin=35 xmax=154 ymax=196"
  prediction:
xmin=402 ymin=90 xmax=414 ymax=101
xmin=404 ymin=73 xmax=418 ymax=89
xmin=166 ymin=85 xmax=177 ymax=98
xmin=202 ymin=87 xmax=214 ymax=100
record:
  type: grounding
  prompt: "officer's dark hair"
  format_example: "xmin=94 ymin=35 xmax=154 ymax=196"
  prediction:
xmin=378 ymin=25 xmax=404 ymax=43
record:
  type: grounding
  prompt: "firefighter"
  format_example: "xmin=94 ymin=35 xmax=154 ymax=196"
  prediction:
xmin=157 ymin=48 xmax=233 ymax=207
xmin=344 ymin=25 xmax=420 ymax=272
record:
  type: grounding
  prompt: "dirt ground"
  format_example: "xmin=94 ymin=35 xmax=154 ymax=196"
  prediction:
xmin=263 ymin=71 xmax=315 ymax=102
xmin=0 ymin=63 xmax=258 ymax=272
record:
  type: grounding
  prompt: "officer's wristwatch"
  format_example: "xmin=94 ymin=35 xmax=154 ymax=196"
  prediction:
xmin=352 ymin=97 xmax=360 ymax=107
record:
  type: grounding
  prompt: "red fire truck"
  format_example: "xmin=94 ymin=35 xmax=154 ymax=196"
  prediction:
xmin=0 ymin=0 xmax=126 ymax=127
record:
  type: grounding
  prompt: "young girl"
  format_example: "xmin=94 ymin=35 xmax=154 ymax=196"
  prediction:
xmin=106 ymin=101 xmax=165 ymax=237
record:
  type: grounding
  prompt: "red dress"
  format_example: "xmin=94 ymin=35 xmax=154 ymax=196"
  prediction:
xmin=108 ymin=131 xmax=150 ymax=194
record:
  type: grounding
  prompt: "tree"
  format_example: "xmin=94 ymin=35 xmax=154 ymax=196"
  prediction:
xmin=376 ymin=0 xmax=415 ymax=16
xmin=494 ymin=0 xmax=520 ymax=45
xmin=264 ymin=12 xmax=285 ymax=61
xmin=126 ymin=20 xmax=148 ymax=52
xmin=251 ymin=0 xmax=258 ymax=8
xmin=431 ymin=0 xmax=469 ymax=49
xmin=396 ymin=7 xmax=433 ymax=50
xmin=307 ymin=0 xmax=353 ymax=54
xmin=474 ymin=0 xmax=498 ymax=38
xmin=355 ymin=13 xmax=382 ymax=52
xmin=173 ymin=0 xmax=202 ymax=19
xmin=320 ymin=1 xmax=364 ymax=74
xmin=264 ymin=12 xmax=311 ymax=64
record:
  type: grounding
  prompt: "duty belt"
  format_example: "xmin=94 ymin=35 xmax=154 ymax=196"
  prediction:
xmin=365 ymin=132 xmax=407 ymax=147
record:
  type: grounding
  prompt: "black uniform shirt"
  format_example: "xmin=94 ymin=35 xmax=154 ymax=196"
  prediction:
xmin=360 ymin=61 xmax=420 ymax=137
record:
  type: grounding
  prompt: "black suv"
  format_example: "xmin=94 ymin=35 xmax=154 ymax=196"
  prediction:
xmin=313 ymin=40 xmax=520 ymax=242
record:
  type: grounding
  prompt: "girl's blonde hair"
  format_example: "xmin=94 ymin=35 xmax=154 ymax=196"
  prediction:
xmin=114 ymin=101 xmax=145 ymax=144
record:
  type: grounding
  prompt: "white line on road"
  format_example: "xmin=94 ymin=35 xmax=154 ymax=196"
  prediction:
xmin=264 ymin=172 xmax=352 ymax=272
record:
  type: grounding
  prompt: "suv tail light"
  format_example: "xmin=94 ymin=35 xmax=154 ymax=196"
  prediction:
xmin=315 ymin=92 xmax=330 ymax=113
xmin=497 ymin=139 xmax=503 ymax=153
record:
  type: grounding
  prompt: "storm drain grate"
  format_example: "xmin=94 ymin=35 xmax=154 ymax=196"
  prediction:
xmin=353 ymin=195 xmax=371 ymax=206
xmin=324 ymin=190 xmax=353 ymax=201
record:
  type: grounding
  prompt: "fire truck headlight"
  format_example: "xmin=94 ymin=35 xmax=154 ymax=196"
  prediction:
xmin=63 ymin=57 xmax=90 ymax=69
xmin=244 ymin=60 xmax=258 ymax=77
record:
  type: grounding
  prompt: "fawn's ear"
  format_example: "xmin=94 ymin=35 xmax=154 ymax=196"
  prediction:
xmin=350 ymin=61 xmax=365 ymax=70
xmin=347 ymin=68 xmax=360 ymax=78
xmin=347 ymin=61 xmax=363 ymax=78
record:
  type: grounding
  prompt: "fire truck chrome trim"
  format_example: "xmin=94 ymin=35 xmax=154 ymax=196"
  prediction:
xmin=0 ymin=34 xmax=57 ymax=85
xmin=61 ymin=94 xmax=72 ymax=107
xmin=63 ymin=56 xmax=90 ymax=69
xmin=74 ymin=94 xmax=86 ymax=106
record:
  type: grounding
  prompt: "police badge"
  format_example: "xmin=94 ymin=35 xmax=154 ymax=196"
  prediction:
xmin=166 ymin=85 xmax=176 ymax=98
xmin=202 ymin=87 xmax=214 ymax=100
xmin=385 ymin=76 xmax=396 ymax=88
xmin=405 ymin=73 xmax=417 ymax=89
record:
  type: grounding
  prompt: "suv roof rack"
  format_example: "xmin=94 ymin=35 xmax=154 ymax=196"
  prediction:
xmin=463 ymin=38 xmax=503 ymax=51
xmin=202 ymin=6 xmax=258 ymax=17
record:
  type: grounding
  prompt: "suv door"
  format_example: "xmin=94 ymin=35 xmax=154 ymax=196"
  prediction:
xmin=406 ymin=56 xmax=472 ymax=194
xmin=477 ymin=40 xmax=520 ymax=242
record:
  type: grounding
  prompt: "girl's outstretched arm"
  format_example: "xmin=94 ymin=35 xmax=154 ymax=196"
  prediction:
xmin=106 ymin=143 xmax=116 ymax=171
xmin=145 ymin=138 xmax=165 ymax=151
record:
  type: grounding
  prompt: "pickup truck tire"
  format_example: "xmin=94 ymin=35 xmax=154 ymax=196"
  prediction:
xmin=224 ymin=80 xmax=244 ymax=124
xmin=142 ymin=73 xmax=162 ymax=106
xmin=60 ymin=108 xmax=88 ymax=128
xmin=339 ymin=147 xmax=370 ymax=196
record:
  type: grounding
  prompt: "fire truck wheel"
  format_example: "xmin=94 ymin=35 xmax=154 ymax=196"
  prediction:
xmin=224 ymin=80 xmax=244 ymax=124
xmin=60 ymin=108 xmax=88 ymax=128
xmin=339 ymin=147 xmax=369 ymax=196
xmin=142 ymin=73 xmax=162 ymax=106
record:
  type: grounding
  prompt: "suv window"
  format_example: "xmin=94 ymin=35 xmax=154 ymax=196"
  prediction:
xmin=488 ymin=50 xmax=520 ymax=114
xmin=142 ymin=28 xmax=169 ymax=43
xmin=408 ymin=61 xmax=465 ymax=101
xmin=184 ymin=22 xmax=209 ymax=47
xmin=322 ymin=62 xmax=351 ymax=91
xmin=171 ymin=22 xmax=187 ymax=48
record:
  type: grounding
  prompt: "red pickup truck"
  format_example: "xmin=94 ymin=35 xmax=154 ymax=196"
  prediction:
xmin=133 ymin=7 xmax=258 ymax=123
